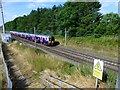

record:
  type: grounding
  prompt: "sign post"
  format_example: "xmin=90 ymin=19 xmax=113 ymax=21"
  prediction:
xmin=95 ymin=78 xmax=98 ymax=89
xmin=93 ymin=59 xmax=104 ymax=89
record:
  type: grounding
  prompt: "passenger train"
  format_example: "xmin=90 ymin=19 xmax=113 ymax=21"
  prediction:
xmin=10 ymin=31 xmax=55 ymax=45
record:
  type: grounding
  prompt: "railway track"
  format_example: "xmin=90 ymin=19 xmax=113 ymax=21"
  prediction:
xmin=56 ymin=46 xmax=118 ymax=66
xmin=39 ymin=72 xmax=79 ymax=88
xmin=12 ymin=36 xmax=119 ymax=72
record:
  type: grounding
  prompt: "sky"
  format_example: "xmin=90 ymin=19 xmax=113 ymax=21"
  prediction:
xmin=0 ymin=0 xmax=119 ymax=26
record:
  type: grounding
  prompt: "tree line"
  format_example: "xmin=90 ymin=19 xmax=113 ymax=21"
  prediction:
xmin=4 ymin=1 xmax=120 ymax=37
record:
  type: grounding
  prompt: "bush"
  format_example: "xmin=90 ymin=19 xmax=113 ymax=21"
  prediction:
xmin=61 ymin=62 xmax=75 ymax=75
xmin=76 ymin=28 xmax=86 ymax=37
xmin=67 ymin=27 xmax=77 ymax=37
xmin=94 ymin=34 xmax=102 ymax=38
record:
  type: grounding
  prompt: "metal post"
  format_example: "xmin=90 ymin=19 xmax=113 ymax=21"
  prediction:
xmin=116 ymin=65 xmax=120 ymax=89
xmin=95 ymin=78 xmax=99 ymax=90
xmin=34 ymin=27 xmax=36 ymax=47
xmin=0 ymin=0 xmax=5 ymax=34
xmin=64 ymin=28 xmax=66 ymax=46
xmin=60 ymin=80 xmax=62 ymax=90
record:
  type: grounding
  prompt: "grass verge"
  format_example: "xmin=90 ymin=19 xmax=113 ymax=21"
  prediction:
xmin=55 ymin=35 xmax=118 ymax=60
xmin=0 ymin=35 xmax=7 ymax=88
xmin=6 ymin=41 xmax=117 ymax=88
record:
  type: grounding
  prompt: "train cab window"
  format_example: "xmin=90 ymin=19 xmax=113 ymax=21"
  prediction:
xmin=49 ymin=36 xmax=54 ymax=41
xmin=49 ymin=38 xmax=51 ymax=41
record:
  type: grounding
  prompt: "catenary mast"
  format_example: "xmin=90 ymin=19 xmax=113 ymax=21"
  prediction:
xmin=0 ymin=0 xmax=5 ymax=34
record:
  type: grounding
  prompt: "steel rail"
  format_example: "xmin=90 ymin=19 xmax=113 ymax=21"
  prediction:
xmin=40 ymin=72 xmax=80 ymax=89
xmin=12 ymin=36 xmax=119 ymax=72
xmin=56 ymin=46 xmax=118 ymax=66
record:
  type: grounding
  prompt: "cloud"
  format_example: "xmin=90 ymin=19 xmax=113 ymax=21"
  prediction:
xmin=27 ymin=3 xmax=48 ymax=9
xmin=2 ymin=0 xmax=120 ymax=2
xmin=12 ymin=13 xmax=27 ymax=20
xmin=12 ymin=15 xmax=18 ymax=20
xmin=99 ymin=0 xmax=119 ymax=9
xmin=99 ymin=0 xmax=119 ymax=2
xmin=2 ymin=0 xmax=67 ymax=2
xmin=99 ymin=1 xmax=118 ymax=14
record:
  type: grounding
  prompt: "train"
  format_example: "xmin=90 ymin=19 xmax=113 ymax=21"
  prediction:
xmin=10 ymin=31 xmax=55 ymax=45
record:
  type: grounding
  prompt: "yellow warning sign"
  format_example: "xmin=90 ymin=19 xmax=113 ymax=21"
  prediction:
xmin=93 ymin=59 xmax=104 ymax=80
xmin=94 ymin=62 xmax=102 ymax=71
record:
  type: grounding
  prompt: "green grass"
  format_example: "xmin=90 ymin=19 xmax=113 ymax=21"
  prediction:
xmin=0 ymin=70 xmax=2 ymax=88
xmin=105 ymin=70 xmax=117 ymax=88
xmin=0 ymin=37 xmax=7 ymax=88
xmin=9 ymin=41 xmax=117 ymax=88
xmin=17 ymin=43 xmax=93 ymax=76
xmin=72 ymin=36 xmax=118 ymax=46
xmin=0 ymin=65 xmax=7 ymax=88
xmin=55 ymin=35 xmax=118 ymax=60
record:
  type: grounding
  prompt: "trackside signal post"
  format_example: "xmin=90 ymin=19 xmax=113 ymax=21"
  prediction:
xmin=93 ymin=59 xmax=104 ymax=89
xmin=64 ymin=28 xmax=67 ymax=46
xmin=34 ymin=27 xmax=36 ymax=47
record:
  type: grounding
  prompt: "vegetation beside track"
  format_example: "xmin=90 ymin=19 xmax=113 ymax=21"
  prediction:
xmin=55 ymin=35 xmax=118 ymax=60
xmin=0 ymin=63 xmax=7 ymax=88
xmin=5 ymin=41 xmax=118 ymax=88
xmin=0 ymin=33 xmax=7 ymax=88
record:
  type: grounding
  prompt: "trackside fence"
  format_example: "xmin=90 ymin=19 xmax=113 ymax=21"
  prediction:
xmin=1 ymin=43 xmax=12 ymax=89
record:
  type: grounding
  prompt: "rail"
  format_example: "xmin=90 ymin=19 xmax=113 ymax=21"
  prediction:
xmin=40 ymin=72 xmax=80 ymax=89
xmin=12 ymin=36 xmax=118 ymax=72
xmin=1 ymin=43 xmax=12 ymax=89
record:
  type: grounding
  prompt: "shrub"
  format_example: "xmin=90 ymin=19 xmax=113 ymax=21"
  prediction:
xmin=94 ymin=34 xmax=102 ymax=38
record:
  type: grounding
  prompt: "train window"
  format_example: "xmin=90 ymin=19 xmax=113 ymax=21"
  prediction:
xmin=51 ymin=36 xmax=54 ymax=41
xmin=49 ymin=38 xmax=51 ymax=41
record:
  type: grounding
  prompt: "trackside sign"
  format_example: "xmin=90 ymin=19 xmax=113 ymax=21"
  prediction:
xmin=93 ymin=59 xmax=104 ymax=80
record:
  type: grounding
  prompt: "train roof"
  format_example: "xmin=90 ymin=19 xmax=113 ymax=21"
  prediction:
xmin=36 ymin=34 xmax=51 ymax=37
xmin=10 ymin=31 xmax=53 ymax=37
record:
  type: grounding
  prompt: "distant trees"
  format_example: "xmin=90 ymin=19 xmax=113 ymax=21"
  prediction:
xmin=4 ymin=1 xmax=120 ymax=37
xmin=95 ymin=13 xmax=120 ymax=36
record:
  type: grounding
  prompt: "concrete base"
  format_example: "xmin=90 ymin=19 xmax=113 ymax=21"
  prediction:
xmin=1 ymin=33 xmax=11 ymax=43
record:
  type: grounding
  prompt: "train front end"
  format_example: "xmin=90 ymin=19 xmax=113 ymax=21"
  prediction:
xmin=48 ymin=36 xmax=55 ymax=45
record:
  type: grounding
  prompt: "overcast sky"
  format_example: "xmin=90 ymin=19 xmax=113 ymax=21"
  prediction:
xmin=0 ymin=0 xmax=119 ymax=26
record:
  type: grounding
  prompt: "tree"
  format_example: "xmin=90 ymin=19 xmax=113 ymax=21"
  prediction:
xmin=57 ymin=1 xmax=101 ymax=37
xmin=5 ymin=1 xmax=120 ymax=37
xmin=95 ymin=13 xmax=120 ymax=36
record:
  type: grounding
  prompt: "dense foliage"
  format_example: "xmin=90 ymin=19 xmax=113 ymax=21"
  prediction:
xmin=4 ymin=1 xmax=120 ymax=37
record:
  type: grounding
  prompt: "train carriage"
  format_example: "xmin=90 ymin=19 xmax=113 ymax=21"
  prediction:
xmin=10 ymin=31 xmax=55 ymax=46
xmin=36 ymin=35 xmax=54 ymax=45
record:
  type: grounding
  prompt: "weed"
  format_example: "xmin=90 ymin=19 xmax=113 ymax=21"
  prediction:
xmin=60 ymin=62 xmax=76 ymax=75
xmin=105 ymin=70 xmax=117 ymax=88
xmin=8 ymin=40 xmax=117 ymax=88
xmin=55 ymin=36 xmax=118 ymax=60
